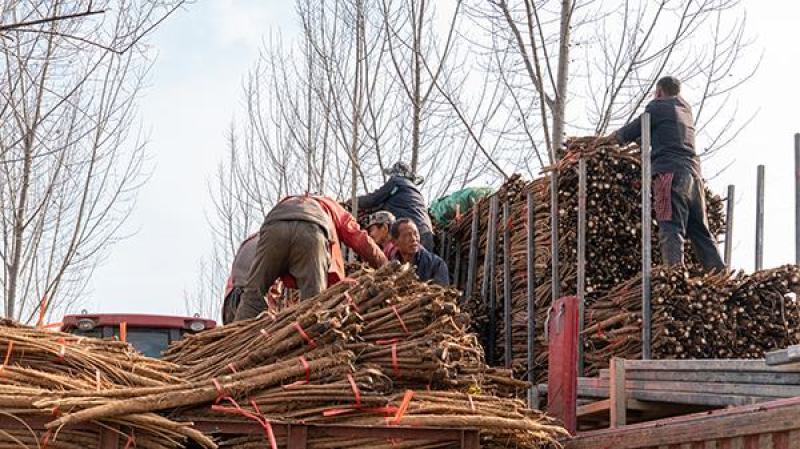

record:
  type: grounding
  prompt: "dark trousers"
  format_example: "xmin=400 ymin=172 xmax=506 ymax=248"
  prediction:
xmin=654 ymin=170 xmax=725 ymax=271
xmin=234 ymin=220 xmax=330 ymax=322
xmin=222 ymin=287 xmax=242 ymax=325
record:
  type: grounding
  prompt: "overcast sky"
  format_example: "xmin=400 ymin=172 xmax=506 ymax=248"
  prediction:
xmin=83 ymin=1 xmax=800 ymax=317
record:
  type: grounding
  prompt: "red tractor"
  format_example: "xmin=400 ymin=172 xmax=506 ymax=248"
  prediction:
xmin=61 ymin=312 xmax=216 ymax=358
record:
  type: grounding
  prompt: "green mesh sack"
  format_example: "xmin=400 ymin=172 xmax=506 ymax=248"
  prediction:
xmin=429 ymin=187 xmax=494 ymax=227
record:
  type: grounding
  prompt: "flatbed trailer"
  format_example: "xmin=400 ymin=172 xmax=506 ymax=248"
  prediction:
xmin=0 ymin=415 xmax=481 ymax=448
xmin=566 ymin=395 xmax=800 ymax=449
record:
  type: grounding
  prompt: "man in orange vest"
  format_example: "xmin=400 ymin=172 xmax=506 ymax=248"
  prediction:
xmin=234 ymin=195 xmax=388 ymax=321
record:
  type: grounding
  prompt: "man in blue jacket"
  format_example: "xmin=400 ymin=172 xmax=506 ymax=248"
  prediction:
xmin=391 ymin=218 xmax=449 ymax=286
xmin=357 ymin=162 xmax=435 ymax=251
xmin=600 ymin=76 xmax=724 ymax=271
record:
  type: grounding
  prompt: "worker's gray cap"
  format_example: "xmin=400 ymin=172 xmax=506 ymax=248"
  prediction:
xmin=384 ymin=161 xmax=424 ymax=185
xmin=367 ymin=211 xmax=396 ymax=228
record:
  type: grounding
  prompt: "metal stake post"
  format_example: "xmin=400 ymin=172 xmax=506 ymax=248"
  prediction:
xmin=503 ymin=201 xmax=512 ymax=368
xmin=795 ymin=133 xmax=800 ymax=265
xmin=724 ymin=185 xmax=735 ymax=267
xmin=641 ymin=112 xmax=652 ymax=360
xmin=577 ymin=157 xmax=587 ymax=375
xmin=526 ymin=190 xmax=537 ymax=408
xmin=465 ymin=211 xmax=480 ymax=301
xmin=482 ymin=196 xmax=499 ymax=364
xmin=756 ymin=164 xmax=765 ymax=271
xmin=453 ymin=243 xmax=462 ymax=288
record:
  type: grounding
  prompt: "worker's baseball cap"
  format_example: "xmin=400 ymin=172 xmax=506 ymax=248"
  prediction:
xmin=367 ymin=211 xmax=396 ymax=228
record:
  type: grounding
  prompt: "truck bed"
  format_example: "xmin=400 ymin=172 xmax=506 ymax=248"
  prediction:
xmin=566 ymin=395 xmax=800 ymax=449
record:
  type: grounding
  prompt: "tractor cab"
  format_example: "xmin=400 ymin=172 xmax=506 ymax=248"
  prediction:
xmin=61 ymin=312 xmax=216 ymax=358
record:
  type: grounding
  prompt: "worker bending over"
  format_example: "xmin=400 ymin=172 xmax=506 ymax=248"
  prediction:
xmin=392 ymin=218 xmax=449 ymax=286
xmin=222 ymin=233 xmax=288 ymax=324
xmin=234 ymin=195 xmax=388 ymax=321
xmin=600 ymin=76 xmax=724 ymax=271
xmin=366 ymin=211 xmax=397 ymax=259
xmin=357 ymin=161 xmax=435 ymax=251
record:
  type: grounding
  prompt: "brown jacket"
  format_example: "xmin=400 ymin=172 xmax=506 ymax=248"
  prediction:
xmin=267 ymin=195 xmax=387 ymax=287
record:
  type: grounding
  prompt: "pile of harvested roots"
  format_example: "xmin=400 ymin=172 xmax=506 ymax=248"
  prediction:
xmin=0 ymin=322 xmax=213 ymax=448
xmin=447 ymin=138 xmax=726 ymax=381
xmin=0 ymin=264 xmax=566 ymax=449
xmin=583 ymin=264 xmax=800 ymax=375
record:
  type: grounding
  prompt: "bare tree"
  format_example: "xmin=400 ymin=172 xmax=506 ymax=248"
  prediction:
xmin=465 ymin=0 xmax=755 ymax=171
xmin=0 ymin=0 xmax=187 ymax=323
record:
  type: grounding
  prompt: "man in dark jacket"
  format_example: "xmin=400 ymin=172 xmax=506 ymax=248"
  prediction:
xmin=391 ymin=218 xmax=449 ymax=286
xmin=357 ymin=161 xmax=435 ymax=251
xmin=600 ymin=76 xmax=724 ymax=271
xmin=234 ymin=195 xmax=388 ymax=321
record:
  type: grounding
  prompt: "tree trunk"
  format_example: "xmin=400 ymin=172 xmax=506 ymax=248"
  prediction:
xmin=410 ymin=0 xmax=425 ymax=175
xmin=549 ymin=0 xmax=572 ymax=303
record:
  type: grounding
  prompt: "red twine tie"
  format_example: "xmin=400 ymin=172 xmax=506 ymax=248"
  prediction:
xmin=212 ymin=378 xmax=227 ymax=404
xmin=293 ymin=322 xmax=317 ymax=349
xmin=284 ymin=356 xmax=311 ymax=388
xmin=389 ymin=390 xmax=414 ymax=425
xmin=0 ymin=341 xmax=13 ymax=372
xmin=123 ymin=432 xmax=135 ymax=449
xmin=392 ymin=306 xmax=410 ymax=335
xmin=347 ymin=374 xmax=362 ymax=407
xmin=344 ymin=291 xmax=360 ymax=312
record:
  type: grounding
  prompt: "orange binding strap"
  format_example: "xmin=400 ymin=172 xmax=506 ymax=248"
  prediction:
xmin=344 ymin=292 xmax=360 ymax=312
xmin=212 ymin=398 xmax=278 ymax=449
xmin=284 ymin=356 xmax=311 ymax=388
xmin=250 ymin=399 xmax=278 ymax=449
xmin=391 ymin=306 xmax=410 ymax=335
xmin=0 ymin=341 xmax=13 ymax=372
xmin=212 ymin=378 xmax=227 ymax=404
xmin=293 ymin=323 xmax=317 ymax=349
xmin=122 ymin=432 xmax=135 ymax=449
xmin=389 ymin=390 xmax=414 ymax=425
xmin=347 ymin=374 xmax=362 ymax=407
xmin=56 ymin=337 xmax=66 ymax=360
xmin=40 ymin=430 xmax=51 ymax=449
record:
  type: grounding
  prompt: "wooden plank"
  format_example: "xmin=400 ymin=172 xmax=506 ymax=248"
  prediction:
xmin=598 ymin=369 xmax=800 ymax=386
xmin=568 ymin=398 xmax=800 ymax=449
xmin=577 ymin=385 xmax=771 ymax=407
xmin=743 ymin=435 xmax=760 ymax=449
xmin=611 ymin=358 xmax=627 ymax=428
xmin=578 ymin=399 xmax=610 ymax=417
xmin=622 ymin=360 xmax=800 ymax=373
xmin=579 ymin=377 xmax=800 ymax=398
xmin=766 ymin=346 xmax=800 ymax=366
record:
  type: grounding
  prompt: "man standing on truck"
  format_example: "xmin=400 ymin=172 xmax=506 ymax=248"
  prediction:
xmin=356 ymin=162 xmax=435 ymax=251
xmin=392 ymin=218 xmax=449 ymax=286
xmin=234 ymin=194 xmax=388 ymax=321
xmin=598 ymin=76 xmax=725 ymax=271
